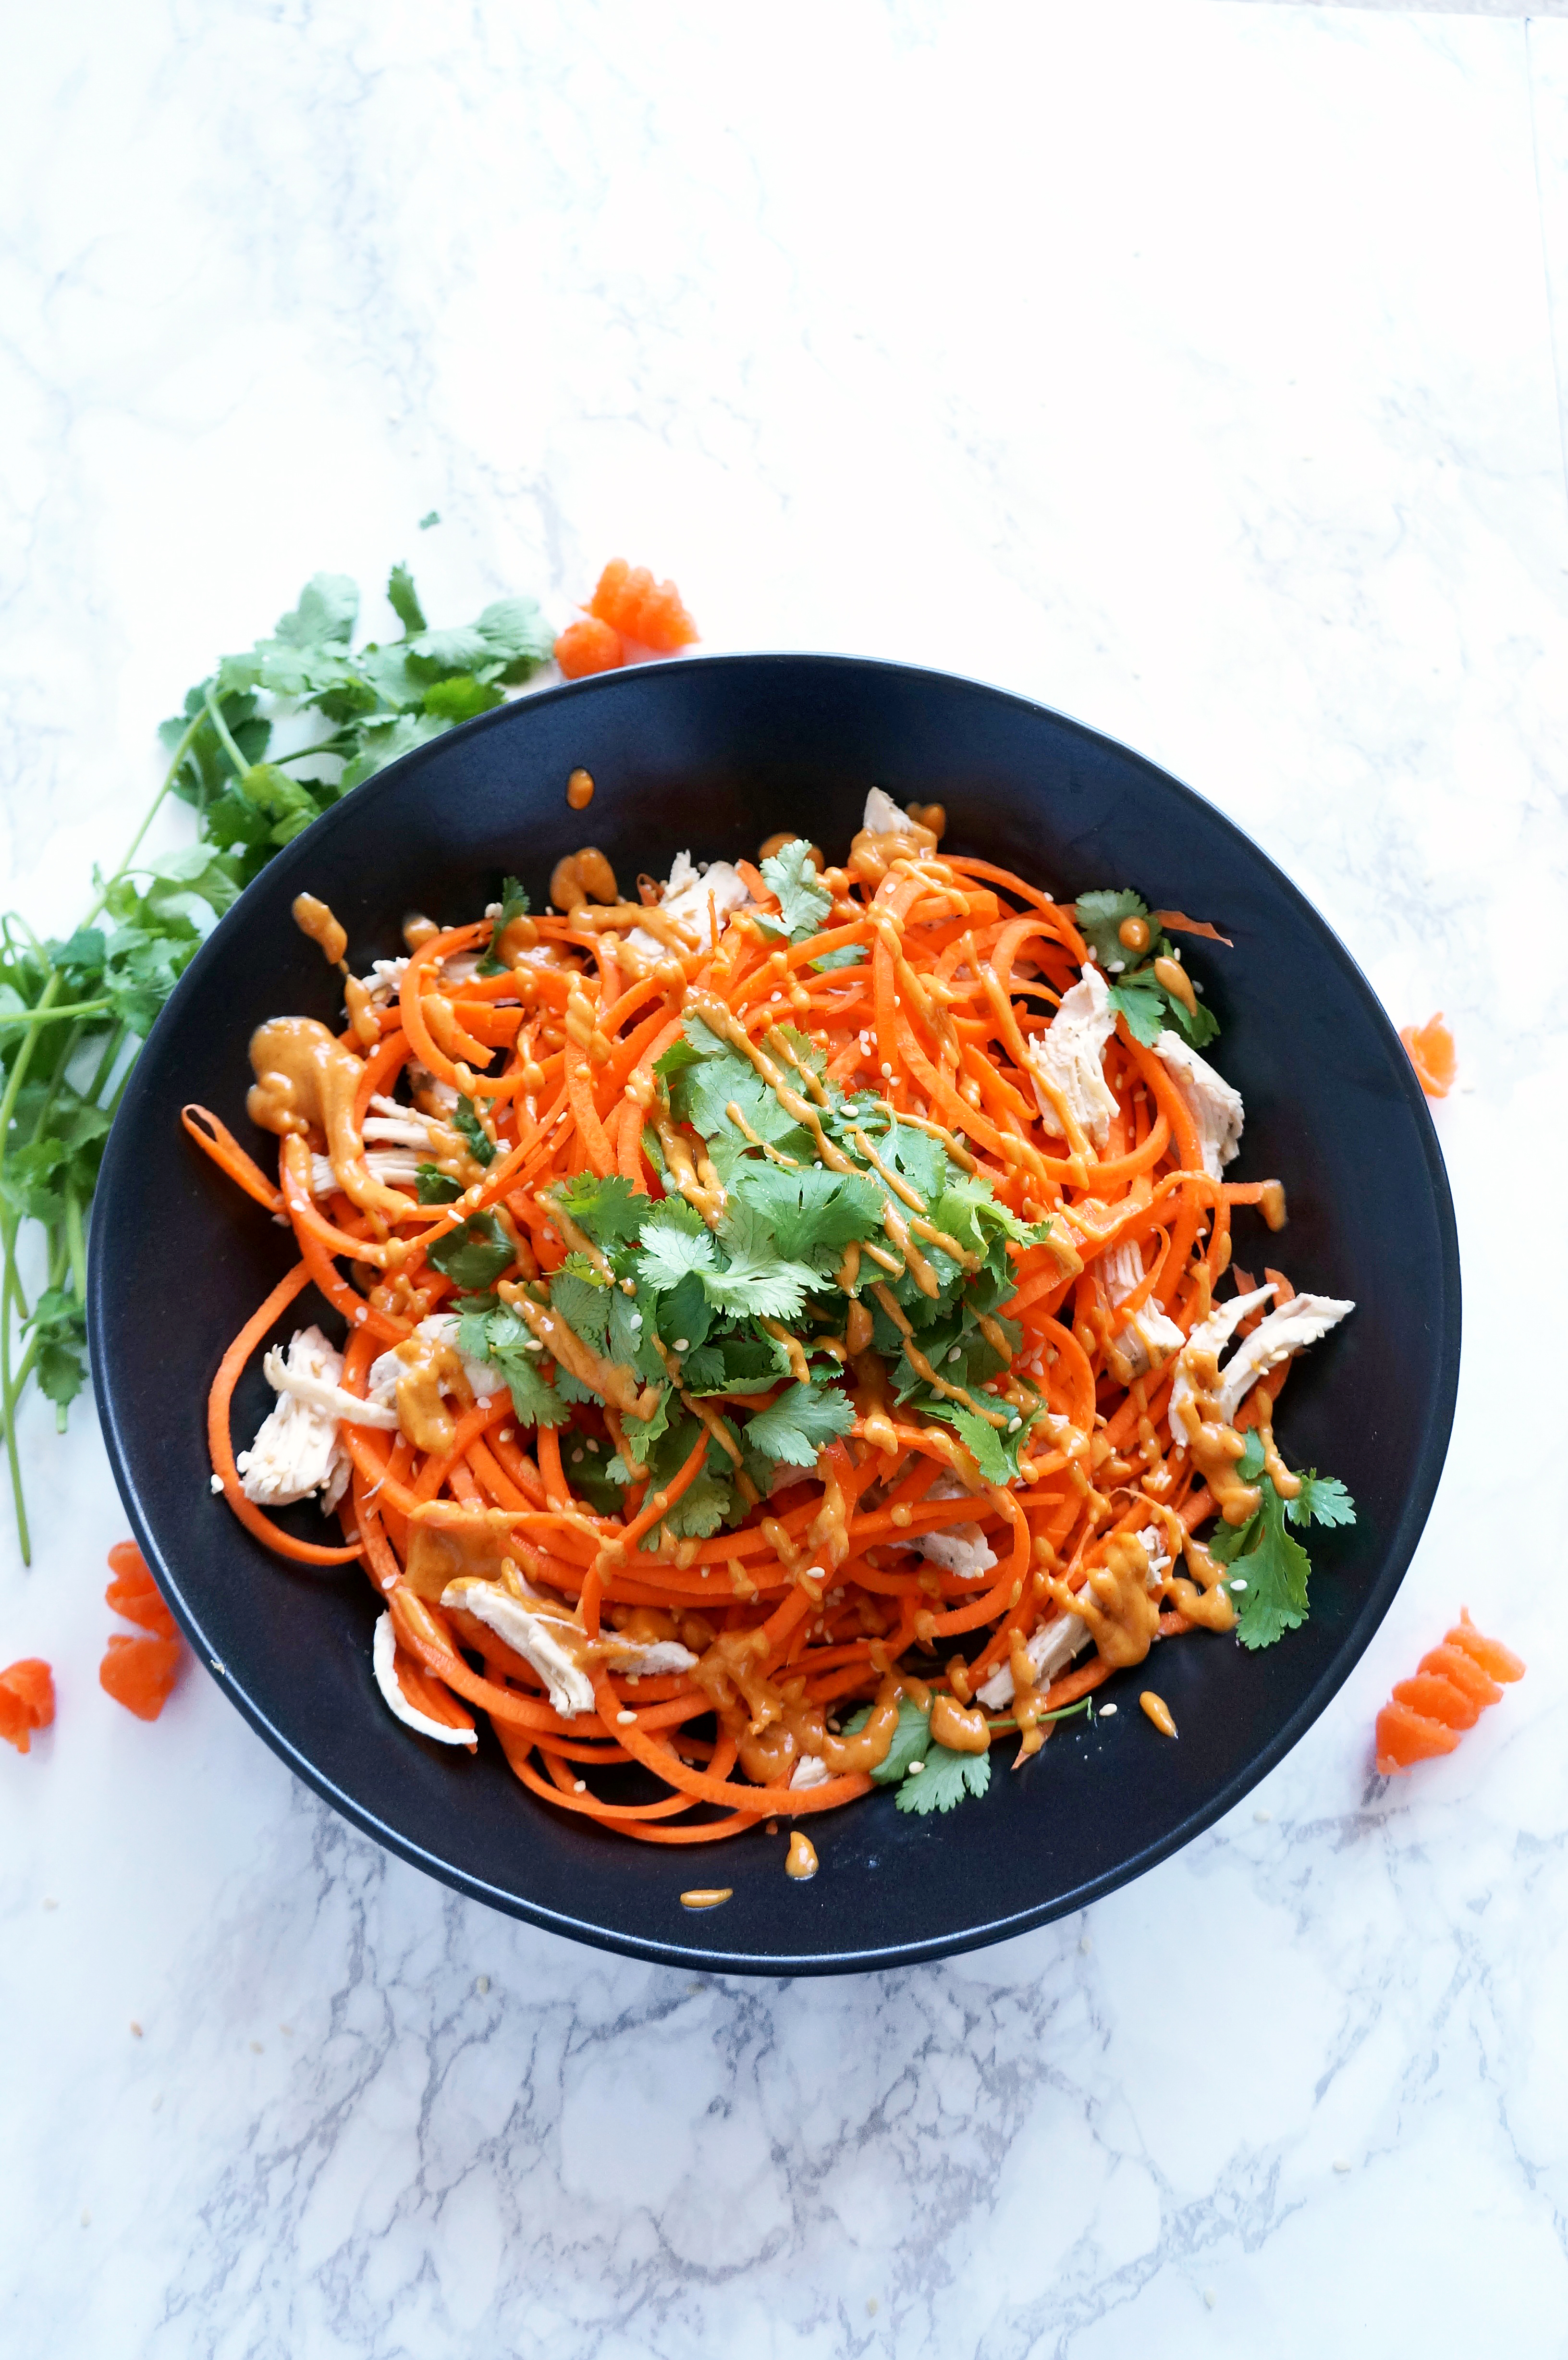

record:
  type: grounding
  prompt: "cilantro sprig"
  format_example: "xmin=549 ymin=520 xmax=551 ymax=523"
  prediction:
xmin=0 ymin=558 xmax=552 ymax=1558
xmin=1207 ymin=1430 xmax=1358 ymax=1649
xmin=1074 ymin=887 xmax=1219 ymax=1051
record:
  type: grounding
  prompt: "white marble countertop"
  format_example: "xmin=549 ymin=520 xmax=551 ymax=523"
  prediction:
xmin=3 ymin=3 xmax=1567 ymax=2351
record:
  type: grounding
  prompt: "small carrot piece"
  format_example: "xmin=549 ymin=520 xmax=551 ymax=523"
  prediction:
xmin=1447 ymin=1607 xmax=1525 ymax=1684
xmin=1374 ymin=1609 xmax=1523 ymax=1773
xmin=1399 ymin=1014 xmax=1456 ymax=1099
xmin=554 ymin=615 xmax=624 ymax=679
xmin=1375 ymin=1700 xmax=1459 ymax=1774
xmin=1391 ymin=1672 xmax=1478 ymax=1731
xmin=106 ymin=1568 xmax=178 ymax=1641
xmin=0 ymin=1658 xmax=56 ymax=1753
xmin=588 ymin=558 xmax=698 ymax=650
xmin=1417 ymin=1643 xmax=1501 ymax=1710
xmin=99 ymin=1633 xmax=183 ymax=1722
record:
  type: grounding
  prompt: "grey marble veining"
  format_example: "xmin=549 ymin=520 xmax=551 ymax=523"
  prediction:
xmin=2 ymin=4 xmax=1567 ymax=2353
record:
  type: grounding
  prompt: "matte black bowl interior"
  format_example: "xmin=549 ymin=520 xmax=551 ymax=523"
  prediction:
xmin=88 ymin=655 xmax=1459 ymax=1974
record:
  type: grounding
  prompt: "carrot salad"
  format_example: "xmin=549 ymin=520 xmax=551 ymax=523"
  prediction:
xmin=186 ymin=790 xmax=1361 ymax=1843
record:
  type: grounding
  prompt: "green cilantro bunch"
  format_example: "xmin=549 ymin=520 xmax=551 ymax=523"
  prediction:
xmin=1074 ymin=888 xmax=1219 ymax=1051
xmin=453 ymin=984 xmax=1055 ymax=1549
xmin=0 ymin=556 xmax=552 ymax=1559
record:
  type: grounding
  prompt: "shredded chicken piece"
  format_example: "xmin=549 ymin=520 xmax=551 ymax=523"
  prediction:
xmin=237 ymin=1327 xmax=368 ymax=1509
xmin=1097 ymin=1239 xmax=1184 ymax=1376
xmin=371 ymin=1614 xmax=476 ymax=1747
xmin=907 ymin=1471 xmax=998 ymax=1581
xmin=975 ymin=1610 xmax=1091 ymax=1708
xmin=1028 ymin=964 xmax=1120 ymax=1150
xmin=626 ymin=852 xmax=754 ymax=962
xmin=789 ymin=1752 xmax=831 ymax=1789
xmin=443 ymin=1579 xmax=596 ymax=1718
xmin=1214 ymin=1294 xmax=1356 ymax=1426
xmin=367 ymin=1315 xmax=508 ymax=1411
xmin=1154 ymin=1031 xmax=1244 ymax=1180
xmin=1167 ymin=1284 xmax=1277 ymax=1431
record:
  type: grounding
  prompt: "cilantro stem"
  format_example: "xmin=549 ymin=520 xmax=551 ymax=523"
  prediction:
xmin=88 ymin=709 xmax=208 ymax=919
xmin=201 ymin=688 xmax=250 ymax=781
xmin=0 ymin=998 xmax=113 ymax=1029
xmin=63 ymin=1185 xmax=86 ymax=1305
xmin=0 ymin=1232 xmax=32 ymax=1563
xmin=85 ymin=1022 xmax=126 ymax=1107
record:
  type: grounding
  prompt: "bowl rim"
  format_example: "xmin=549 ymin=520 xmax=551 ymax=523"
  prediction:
xmin=87 ymin=650 xmax=1461 ymax=1975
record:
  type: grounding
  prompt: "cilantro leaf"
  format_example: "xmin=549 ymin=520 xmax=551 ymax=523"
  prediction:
xmin=273 ymin=574 xmax=359 ymax=649
xmin=895 ymin=1743 xmax=992 ymax=1815
xmin=427 ymin=1213 xmax=514 ymax=1292
xmin=840 ymin=1692 xmax=933 ymax=1784
xmin=478 ymin=875 xmax=530 ymax=974
xmin=452 ymin=1096 xmax=495 ymax=1167
xmin=553 ymin=1170 xmax=644 ymax=1251
xmin=550 ymin=1265 xmax=612 ymax=1354
xmin=608 ymin=1285 xmax=664 ymax=1383
xmin=811 ymin=944 xmax=867 ymax=973
xmin=415 ymin=1163 xmax=462 ymax=1205
xmin=638 ymin=1216 xmax=717 ymax=1292
xmin=757 ymin=840 xmax=832 ymax=942
xmin=743 ymin=1382 xmax=855 ymax=1468
xmin=1287 ymin=1471 xmax=1357 ymax=1530
xmin=1228 ymin=1487 xmax=1312 ymax=1649
xmin=700 ymin=1203 xmax=820 ymax=1319
xmin=1236 ymin=1429 xmax=1267 ymax=1483
xmin=1159 ymin=987 xmax=1221 ymax=1051
xmin=733 ymin=1162 xmax=883 ymax=1265
xmin=1107 ymin=980 xmax=1166 ymax=1047
xmin=1074 ymin=888 xmax=1148 ymax=968
xmin=651 ymin=1461 xmax=734 ymax=1544
xmin=386 ymin=564 xmax=427 ymax=637
xmin=456 ymin=1303 xmax=566 ymax=1427
xmin=940 ymin=1404 xmax=1012 ymax=1485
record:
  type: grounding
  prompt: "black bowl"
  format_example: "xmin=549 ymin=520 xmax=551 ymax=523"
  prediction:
xmin=88 ymin=655 xmax=1458 ymax=1974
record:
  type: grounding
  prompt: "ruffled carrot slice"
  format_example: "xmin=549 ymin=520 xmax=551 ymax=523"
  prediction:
xmin=1417 ymin=1643 xmax=1501 ymax=1710
xmin=588 ymin=558 xmax=698 ymax=650
xmin=1392 ymin=1672 xmax=1478 ymax=1731
xmin=106 ymin=1567 xmax=177 ymax=1640
xmin=1375 ymin=1700 xmax=1460 ymax=1774
xmin=99 ymin=1633 xmax=183 ymax=1722
xmin=1446 ymin=1608 xmax=1524 ymax=1684
xmin=0 ymin=1658 xmax=55 ymax=1753
xmin=554 ymin=615 xmax=624 ymax=679
xmin=1399 ymin=1015 xmax=1456 ymax=1099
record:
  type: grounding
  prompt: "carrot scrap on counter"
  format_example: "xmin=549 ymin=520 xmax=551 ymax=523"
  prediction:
xmin=588 ymin=558 xmax=699 ymax=650
xmin=1399 ymin=1014 xmax=1456 ymax=1099
xmin=100 ymin=1541 xmax=186 ymax=1721
xmin=0 ymin=1658 xmax=55 ymax=1754
xmin=1374 ymin=1609 xmax=1524 ymax=1773
xmin=99 ymin=1635 xmax=184 ymax=1723
xmin=105 ymin=1541 xmax=178 ymax=1640
xmin=554 ymin=615 xmax=625 ymax=680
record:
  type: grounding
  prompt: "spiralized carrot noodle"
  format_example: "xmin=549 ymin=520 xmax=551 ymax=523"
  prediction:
xmin=196 ymin=792 xmax=1358 ymax=1847
xmin=1374 ymin=1607 xmax=1524 ymax=1774
xmin=1399 ymin=1014 xmax=1456 ymax=1099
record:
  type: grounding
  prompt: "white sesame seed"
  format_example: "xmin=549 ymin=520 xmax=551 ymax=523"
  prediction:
xmin=674 ymin=1338 xmax=689 ymax=1352
xmin=1099 ymin=1703 xmax=1118 ymax=1718
xmin=616 ymin=1709 xmax=636 ymax=1726
xmin=881 ymin=1062 xmax=893 ymax=1078
xmin=907 ymin=1759 xmax=924 ymax=1774
xmin=1230 ymin=1577 xmax=1248 ymax=1592
xmin=574 ymin=1779 xmax=587 ymax=1794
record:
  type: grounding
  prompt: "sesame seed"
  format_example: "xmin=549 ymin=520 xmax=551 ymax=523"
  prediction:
xmin=1099 ymin=1702 xmax=1118 ymax=1718
xmin=1230 ymin=1577 xmax=1248 ymax=1592
xmin=616 ymin=1709 xmax=636 ymax=1726
xmin=574 ymin=1779 xmax=587 ymax=1794
xmin=881 ymin=1062 xmax=893 ymax=1078
xmin=571 ymin=1449 xmax=583 ymax=1464
xmin=674 ymin=1338 xmax=690 ymax=1352
xmin=907 ymin=1759 xmax=924 ymax=1774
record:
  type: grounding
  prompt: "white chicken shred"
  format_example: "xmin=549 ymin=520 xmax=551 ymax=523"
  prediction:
xmin=975 ymin=1610 xmax=1092 ymax=1709
xmin=1028 ymin=964 xmax=1120 ymax=1150
xmin=1213 ymin=1294 xmax=1356 ymax=1427
xmin=371 ymin=1613 xmax=476 ymax=1748
xmin=626 ymin=851 xmax=754 ymax=962
xmin=367 ymin=1315 xmax=509 ymax=1415
xmin=237 ymin=1327 xmax=360 ymax=1510
xmin=442 ymin=1579 xmax=596 ymax=1718
xmin=789 ymin=1752 xmax=832 ymax=1790
xmin=1154 ymin=1031 xmax=1244 ymax=1180
xmin=1097 ymin=1239 xmax=1185 ymax=1376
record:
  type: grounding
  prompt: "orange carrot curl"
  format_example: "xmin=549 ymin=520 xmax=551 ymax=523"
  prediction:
xmin=1374 ymin=1608 xmax=1524 ymax=1773
xmin=100 ymin=1542 xmax=186 ymax=1721
xmin=192 ymin=797 xmax=1340 ymax=1849
xmin=0 ymin=1658 xmax=55 ymax=1754
xmin=1399 ymin=1014 xmax=1456 ymax=1099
